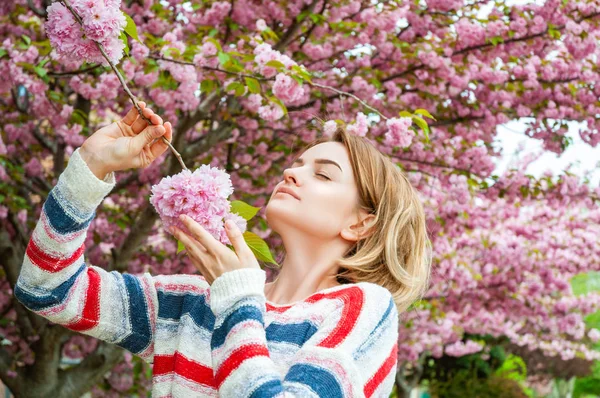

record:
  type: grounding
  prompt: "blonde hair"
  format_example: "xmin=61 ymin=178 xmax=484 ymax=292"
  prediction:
xmin=298 ymin=124 xmax=433 ymax=313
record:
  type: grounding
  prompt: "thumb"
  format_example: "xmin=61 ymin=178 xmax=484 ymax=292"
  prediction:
xmin=132 ymin=124 xmax=166 ymax=153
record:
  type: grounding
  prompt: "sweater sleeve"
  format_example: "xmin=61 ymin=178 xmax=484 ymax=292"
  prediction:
xmin=13 ymin=148 xmax=194 ymax=363
xmin=209 ymin=269 xmax=399 ymax=398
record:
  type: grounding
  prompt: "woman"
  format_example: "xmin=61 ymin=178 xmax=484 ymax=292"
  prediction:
xmin=16 ymin=103 xmax=431 ymax=397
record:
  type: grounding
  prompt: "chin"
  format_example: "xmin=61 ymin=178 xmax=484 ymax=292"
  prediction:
xmin=265 ymin=204 xmax=331 ymax=240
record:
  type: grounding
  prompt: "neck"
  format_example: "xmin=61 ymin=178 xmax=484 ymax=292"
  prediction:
xmin=265 ymin=232 xmax=352 ymax=305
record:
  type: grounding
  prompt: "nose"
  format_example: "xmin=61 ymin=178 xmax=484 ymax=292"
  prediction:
xmin=283 ymin=167 xmax=300 ymax=185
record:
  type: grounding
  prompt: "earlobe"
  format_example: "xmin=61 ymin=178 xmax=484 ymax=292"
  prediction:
xmin=340 ymin=213 xmax=376 ymax=242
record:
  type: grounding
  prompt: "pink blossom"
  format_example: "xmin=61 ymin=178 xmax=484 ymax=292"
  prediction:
xmin=346 ymin=112 xmax=369 ymax=137
xmin=45 ymin=0 xmax=127 ymax=66
xmin=384 ymin=117 xmax=414 ymax=148
xmin=258 ymin=103 xmax=284 ymax=121
xmin=323 ymin=120 xmax=338 ymax=137
xmin=256 ymin=19 xmax=267 ymax=32
xmin=445 ymin=340 xmax=484 ymax=357
xmin=272 ymin=73 xmax=304 ymax=104
xmin=150 ymin=166 xmax=246 ymax=245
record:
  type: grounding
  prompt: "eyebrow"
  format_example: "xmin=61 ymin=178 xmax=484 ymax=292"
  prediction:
xmin=292 ymin=157 xmax=343 ymax=173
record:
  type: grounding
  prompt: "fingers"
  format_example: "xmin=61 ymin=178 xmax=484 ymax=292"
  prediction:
xmin=131 ymin=123 xmax=166 ymax=154
xmin=122 ymin=102 xmax=146 ymax=126
xmin=179 ymin=215 xmax=218 ymax=254
xmin=150 ymin=121 xmax=173 ymax=159
xmin=131 ymin=106 xmax=155 ymax=134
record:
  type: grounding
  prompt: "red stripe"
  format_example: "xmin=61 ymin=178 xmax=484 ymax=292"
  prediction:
xmin=364 ymin=343 xmax=398 ymax=397
xmin=65 ymin=268 xmax=101 ymax=331
xmin=316 ymin=287 xmax=364 ymax=348
xmin=26 ymin=238 xmax=85 ymax=273
xmin=215 ymin=345 xmax=269 ymax=387
xmin=153 ymin=352 xmax=215 ymax=387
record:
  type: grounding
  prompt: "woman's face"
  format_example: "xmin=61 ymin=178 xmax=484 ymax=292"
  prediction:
xmin=265 ymin=142 xmax=364 ymax=242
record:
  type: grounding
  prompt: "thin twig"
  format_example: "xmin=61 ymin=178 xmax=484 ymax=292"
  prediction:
xmin=154 ymin=55 xmax=387 ymax=120
xmin=60 ymin=0 xmax=188 ymax=171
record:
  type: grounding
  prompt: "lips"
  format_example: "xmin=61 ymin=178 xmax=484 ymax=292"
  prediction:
xmin=276 ymin=186 xmax=300 ymax=200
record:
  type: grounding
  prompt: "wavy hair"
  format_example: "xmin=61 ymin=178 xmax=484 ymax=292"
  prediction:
xmin=297 ymin=125 xmax=433 ymax=313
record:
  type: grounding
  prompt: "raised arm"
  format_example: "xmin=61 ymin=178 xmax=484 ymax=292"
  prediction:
xmin=15 ymin=104 xmax=177 ymax=362
xmin=208 ymin=269 xmax=399 ymax=397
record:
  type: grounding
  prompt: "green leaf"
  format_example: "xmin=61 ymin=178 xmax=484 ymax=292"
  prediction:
xmin=265 ymin=60 xmax=285 ymax=70
xmin=21 ymin=35 xmax=31 ymax=46
xmin=243 ymin=231 xmax=277 ymax=264
xmin=398 ymin=110 xmax=412 ymax=118
xmin=494 ymin=354 xmax=527 ymax=382
xmin=122 ymin=12 xmax=141 ymax=43
xmin=230 ymin=200 xmax=260 ymax=221
xmin=226 ymin=81 xmax=245 ymax=96
xmin=0 ymin=49 xmax=7 ymax=59
xmin=34 ymin=66 xmax=48 ymax=82
xmin=201 ymin=79 xmax=215 ymax=94
xmin=119 ymin=31 xmax=130 ymax=57
xmin=412 ymin=116 xmax=430 ymax=142
xmin=414 ymin=108 xmax=436 ymax=121
xmin=571 ymin=271 xmax=600 ymax=296
xmin=177 ymin=240 xmax=186 ymax=254
xmin=268 ymin=96 xmax=287 ymax=116
xmin=208 ymin=28 xmax=219 ymax=37
xmin=206 ymin=38 xmax=222 ymax=52
xmin=245 ymin=77 xmax=261 ymax=94
xmin=218 ymin=52 xmax=231 ymax=65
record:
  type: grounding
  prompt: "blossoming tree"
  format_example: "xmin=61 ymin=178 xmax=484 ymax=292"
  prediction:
xmin=1 ymin=0 xmax=600 ymax=396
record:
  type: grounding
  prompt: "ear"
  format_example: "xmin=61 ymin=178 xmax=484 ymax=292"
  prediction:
xmin=340 ymin=211 xmax=376 ymax=242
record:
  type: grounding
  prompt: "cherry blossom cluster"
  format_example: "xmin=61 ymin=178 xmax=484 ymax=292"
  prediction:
xmin=45 ymin=0 xmax=126 ymax=66
xmin=149 ymin=166 xmax=247 ymax=246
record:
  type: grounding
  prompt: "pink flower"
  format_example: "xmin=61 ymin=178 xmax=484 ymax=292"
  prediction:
xmin=384 ymin=117 xmax=414 ymax=148
xmin=323 ymin=120 xmax=338 ymax=137
xmin=45 ymin=0 xmax=126 ymax=66
xmin=258 ymin=103 xmax=284 ymax=121
xmin=346 ymin=112 xmax=369 ymax=137
xmin=445 ymin=340 xmax=484 ymax=357
xmin=256 ymin=19 xmax=267 ymax=32
xmin=272 ymin=73 xmax=304 ymax=104
xmin=150 ymin=166 xmax=246 ymax=246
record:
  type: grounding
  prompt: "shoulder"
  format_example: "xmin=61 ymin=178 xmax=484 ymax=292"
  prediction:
xmin=321 ymin=282 xmax=398 ymax=333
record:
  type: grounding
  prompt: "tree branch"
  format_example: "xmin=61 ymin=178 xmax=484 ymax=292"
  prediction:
xmin=273 ymin=0 xmax=320 ymax=52
xmin=27 ymin=0 xmax=47 ymax=17
xmin=56 ymin=341 xmax=123 ymax=397
xmin=47 ymin=64 xmax=102 ymax=78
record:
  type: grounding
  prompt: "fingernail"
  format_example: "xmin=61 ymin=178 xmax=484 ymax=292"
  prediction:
xmin=179 ymin=215 xmax=185 ymax=221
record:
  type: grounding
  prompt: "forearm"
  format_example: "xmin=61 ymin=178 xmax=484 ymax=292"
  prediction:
xmin=15 ymin=147 xmax=115 ymax=310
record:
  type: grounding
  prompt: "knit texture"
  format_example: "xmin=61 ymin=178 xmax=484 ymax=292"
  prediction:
xmin=15 ymin=148 xmax=399 ymax=397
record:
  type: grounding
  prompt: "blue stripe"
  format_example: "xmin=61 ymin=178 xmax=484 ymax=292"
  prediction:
xmin=249 ymin=379 xmax=283 ymax=397
xmin=44 ymin=189 xmax=94 ymax=235
xmin=353 ymin=297 xmax=394 ymax=360
xmin=284 ymin=364 xmax=343 ymax=397
xmin=157 ymin=291 xmax=214 ymax=331
xmin=115 ymin=274 xmax=153 ymax=354
xmin=211 ymin=304 xmax=263 ymax=350
xmin=14 ymin=263 xmax=86 ymax=311
xmin=265 ymin=321 xmax=318 ymax=347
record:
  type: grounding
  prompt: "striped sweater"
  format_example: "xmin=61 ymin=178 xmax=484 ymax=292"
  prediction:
xmin=15 ymin=148 xmax=399 ymax=397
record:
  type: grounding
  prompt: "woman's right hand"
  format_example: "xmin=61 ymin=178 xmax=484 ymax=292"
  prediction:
xmin=79 ymin=102 xmax=173 ymax=180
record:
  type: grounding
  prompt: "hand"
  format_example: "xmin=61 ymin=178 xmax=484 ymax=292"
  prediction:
xmin=171 ymin=215 xmax=261 ymax=285
xmin=79 ymin=102 xmax=173 ymax=180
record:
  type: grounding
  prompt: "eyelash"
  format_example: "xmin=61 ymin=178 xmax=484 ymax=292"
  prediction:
xmin=316 ymin=173 xmax=330 ymax=180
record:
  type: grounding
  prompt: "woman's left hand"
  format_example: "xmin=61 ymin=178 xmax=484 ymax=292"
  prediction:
xmin=171 ymin=215 xmax=261 ymax=285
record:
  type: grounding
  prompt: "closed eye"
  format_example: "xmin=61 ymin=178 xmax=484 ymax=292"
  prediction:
xmin=316 ymin=173 xmax=330 ymax=180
